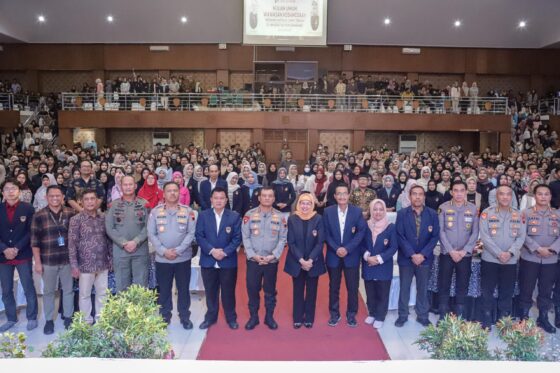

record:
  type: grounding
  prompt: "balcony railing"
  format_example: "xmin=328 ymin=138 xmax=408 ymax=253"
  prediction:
xmin=538 ymin=98 xmax=560 ymax=115
xmin=0 ymin=93 xmax=13 ymax=110
xmin=60 ymin=92 xmax=509 ymax=115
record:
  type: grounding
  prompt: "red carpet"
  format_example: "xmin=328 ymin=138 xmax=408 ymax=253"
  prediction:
xmin=197 ymin=248 xmax=390 ymax=361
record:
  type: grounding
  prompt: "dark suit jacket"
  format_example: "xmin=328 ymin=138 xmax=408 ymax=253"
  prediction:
xmin=284 ymin=214 xmax=326 ymax=278
xmin=361 ymin=223 xmax=397 ymax=281
xmin=195 ymin=208 xmax=241 ymax=269
xmin=0 ymin=202 xmax=35 ymax=263
xmin=271 ymin=182 xmax=296 ymax=212
xmin=229 ymin=187 xmax=244 ymax=215
xmin=396 ymin=206 xmax=440 ymax=267
xmin=322 ymin=204 xmax=367 ymax=268
xmin=377 ymin=186 xmax=401 ymax=210
xmin=240 ymin=186 xmax=261 ymax=216
xmin=199 ymin=178 xmax=228 ymax=210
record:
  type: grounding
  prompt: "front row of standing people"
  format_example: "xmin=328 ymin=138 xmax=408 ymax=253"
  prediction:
xmin=1 ymin=177 xmax=560 ymax=335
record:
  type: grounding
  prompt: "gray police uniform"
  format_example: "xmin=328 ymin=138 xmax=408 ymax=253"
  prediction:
xmin=479 ymin=206 xmax=526 ymax=322
xmin=437 ymin=200 xmax=479 ymax=317
xmin=147 ymin=204 xmax=197 ymax=323
xmin=105 ymin=197 xmax=149 ymax=292
xmin=242 ymin=207 xmax=287 ymax=318
xmin=518 ymin=207 xmax=560 ymax=317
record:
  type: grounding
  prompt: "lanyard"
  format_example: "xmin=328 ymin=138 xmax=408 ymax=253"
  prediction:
xmin=48 ymin=209 xmax=64 ymax=236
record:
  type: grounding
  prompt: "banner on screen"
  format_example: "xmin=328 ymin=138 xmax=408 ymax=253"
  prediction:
xmin=243 ymin=0 xmax=328 ymax=46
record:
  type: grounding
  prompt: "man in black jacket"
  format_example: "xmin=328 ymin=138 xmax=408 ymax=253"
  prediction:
xmin=550 ymin=168 xmax=560 ymax=209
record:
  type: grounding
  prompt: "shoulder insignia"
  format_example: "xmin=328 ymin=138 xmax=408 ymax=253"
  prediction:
xmin=282 ymin=217 xmax=287 ymax=227
xmin=190 ymin=211 xmax=196 ymax=221
xmin=481 ymin=212 xmax=487 ymax=219
xmin=243 ymin=216 xmax=250 ymax=224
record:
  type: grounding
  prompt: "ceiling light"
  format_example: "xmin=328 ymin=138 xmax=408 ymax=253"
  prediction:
xmin=37 ymin=15 xmax=46 ymax=23
xmin=106 ymin=15 xmax=114 ymax=23
xmin=518 ymin=20 xmax=527 ymax=28
xmin=454 ymin=20 xmax=462 ymax=27
xmin=384 ymin=18 xmax=391 ymax=25
xmin=181 ymin=16 xmax=188 ymax=24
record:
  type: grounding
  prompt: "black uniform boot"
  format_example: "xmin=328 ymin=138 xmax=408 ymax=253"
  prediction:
xmin=244 ymin=313 xmax=259 ymax=330
xmin=519 ymin=307 xmax=530 ymax=321
xmin=537 ymin=310 xmax=556 ymax=334
xmin=455 ymin=305 xmax=465 ymax=320
xmin=481 ymin=311 xmax=492 ymax=330
xmin=555 ymin=306 xmax=560 ymax=329
xmin=264 ymin=309 xmax=278 ymax=330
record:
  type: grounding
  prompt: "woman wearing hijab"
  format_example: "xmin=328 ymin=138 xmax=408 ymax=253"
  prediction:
xmin=417 ymin=166 xmax=432 ymax=191
xmin=362 ymin=199 xmax=397 ymax=329
xmin=304 ymin=166 xmax=328 ymax=214
xmin=16 ymin=171 xmax=33 ymax=204
xmin=226 ymin=172 xmax=244 ymax=215
xmin=377 ymin=174 xmax=400 ymax=212
xmin=288 ymin=164 xmax=304 ymax=195
xmin=239 ymin=164 xmax=252 ymax=186
xmin=466 ymin=176 xmax=482 ymax=212
xmin=241 ymin=171 xmax=262 ymax=215
xmin=326 ymin=169 xmax=347 ymax=207
xmin=425 ymin=179 xmax=444 ymax=211
xmin=396 ymin=179 xmax=417 ymax=211
xmin=272 ymin=167 xmax=296 ymax=219
xmin=519 ymin=179 xmax=540 ymax=211
xmin=192 ymin=165 xmax=207 ymax=208
xmin=33 ymin=173 xmax=57 ymax=211
xmin=476 ymin=167 xmax=494 ymax=212
xmin=109 ymin=168 xmax=125 ymax=204
xmin=138 ymin=172 xmax=164 ymax=210
xmin=136 ymin=167 xmax=150 ymax=193
xmin=284 ymin=193 xmax=326 ymax=329
xmin=257 ymin=162 xmax=268 ymax=185
xmin=172 ymin=171 xmax=191 ymax=206
xmin=183 ymin=163 xmax=197 ymax=207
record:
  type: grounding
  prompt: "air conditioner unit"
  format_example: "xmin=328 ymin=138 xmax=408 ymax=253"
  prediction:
xmin=218 ymin=43 xmax=227 ymax=50
xmin=343 ymin=44 xmax=352 ymax=51
xmin=402 ymin=47 xmax=421 ymax=55
xmin=399 ymin=134 xmax=417 ymax=154
xmin=153 ymin=131 xmax=172 ymax=146
xmin=149 ymin=45 xmax=170 ymax=52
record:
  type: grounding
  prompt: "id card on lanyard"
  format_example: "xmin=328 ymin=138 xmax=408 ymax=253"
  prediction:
xmin=49 ymin=210 xmax=66 ymax=247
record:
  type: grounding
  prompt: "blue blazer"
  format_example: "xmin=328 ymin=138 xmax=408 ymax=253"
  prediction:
xmin=229 ymin=187 xmax=244 ymax=215
xmin=322 ymin=204 xmax=367 ymax=268
xmin=186 ymin=178 xmax=198 ymax=207
xmin=271 ymin=182 xmax=296 ymax=213
xmin=195 ymin=208 xmax=241 ymax=269
xmin=199 ymin=179 xmax=228 ymax=210
xmin=284 ymin=214 xmax=326 ymax=278
xmin=0 ymin=202 xmax=35 ymax=263
xmin=377 ymin=186 xmax=401 ymax=210
xmin=361 ymin=223 xmax=397 ymax=281
xmin=240 ymin=185 xmax=261 ymax=216
xmin=396 ymin=206 xmax=440 ymax=267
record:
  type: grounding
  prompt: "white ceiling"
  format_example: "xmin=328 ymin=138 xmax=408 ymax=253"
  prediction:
xmin=0 ymin=0 xmax=559 ymax=48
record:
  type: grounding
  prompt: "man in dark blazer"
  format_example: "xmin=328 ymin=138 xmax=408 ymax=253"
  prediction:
xmin=0 ymin=179 xmax=38 ymax=332
xmin=395 ymin=184 xmax=440 ymax=328
xmin=195 ymin=187 xmax=242 ymax=329
xmin=322 ymin=184 xmax=367 ymax=327
xmin=199 ymin=164 xmax=228 ymax=210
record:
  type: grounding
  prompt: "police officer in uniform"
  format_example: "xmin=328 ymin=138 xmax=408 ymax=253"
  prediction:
xmin=519 ymin=184 xmax=560 ymax=333
xmin=438 ymin=181 xmax=479 ymax=320
xmin=148 ymin=181 xmax=197 ymax=329
xmin=479 ymin=185 xmax=526 ymax=329
xmin=106 ymin=175 xmax=150 ymax=292
xmin=242 ymin=186 xmax=287 ymax=330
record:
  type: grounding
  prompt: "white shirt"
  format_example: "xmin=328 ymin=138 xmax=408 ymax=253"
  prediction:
xmin=210 ymin=179 xmax=218 ymax=191
xmin=212 ymin=209 xmax=225 ymax=268
xmin=337 ymin=206 xmax=348 ymax=242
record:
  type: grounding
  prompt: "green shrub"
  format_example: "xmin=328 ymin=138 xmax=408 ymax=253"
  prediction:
xmin=495 ymin=316 xmax=544 ymax=361
xmin=415 ymin=314 xmax=492 ymax=360
xmin=43 ymin=285 xmax=173 ymax=359
xmin=0 ymin=332 xmax=27 ymax=358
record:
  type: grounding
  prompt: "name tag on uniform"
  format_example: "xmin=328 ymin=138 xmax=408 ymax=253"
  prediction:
xmin=464 ymin=217 xmax=473 ymax=223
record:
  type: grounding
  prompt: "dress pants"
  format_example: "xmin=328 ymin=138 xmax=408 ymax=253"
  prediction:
xmin=0 ymin=261 xmax=38 ymax=322
xmin=155 ymin=260 xmax=192 ymax=323
xmin=398 ymin=264 xmax=430 ymax=320
xmin=114 ymin=254 xmax=149 ymax=293
xmin=78 ymin=269 xmax=108 ymax=324
xmin=481 ymin=260 xmax=516 ymax=317
xmin=201 ymin=267 xmax=237 ymax=323
xmin=246 ymin=260 xmax=278 ymax=315
xmin=292 ymin=271 xmax=319 ymax=324
xmin=364 ymin=279 xmax=391 ymax=321
xmin=553 ymin=261 xmax=560 ymax=307
xmin=518 ymin=258 xmax=556 ymax=311
xmin=327 ymin=259 xmax=359 ymax=318
xmin=43 ymin=264 xmax=74 ymax=320
xmin=438 ymin=254 xmax=472 ymax=314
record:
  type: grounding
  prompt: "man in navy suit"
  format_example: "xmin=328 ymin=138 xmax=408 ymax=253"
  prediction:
xmin=395 ymin=184 xmax=440 ymax=328
xmin=199 ymin=164 xmax=228 ymax=210
xmin=0 ymin=179 xmax=38 ymax=332
xmin=323 ymin=184 xmax=367 ymax=327
xmin=195 ymin=187 xmax=242 ymax=329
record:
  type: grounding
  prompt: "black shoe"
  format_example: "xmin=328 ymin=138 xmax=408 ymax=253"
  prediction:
xmin=394 ymin=316 xmax=408 ymax=327
xmin=264 ymin=314 xmax=278 ymax=330
xmin=481 ymin=311 xmax=493 ymax=330
xmin=416 ymin=318 xmax=432 ymax=327
xmin=304 ymin=322 xmax=313 ymax=329
xmin=228 ymin=321 xmax=239 ymax=330
xmin=537 ymin=311 xmax=556 ymax=334
xmin=347 ymin=316 xmax=358 ymax=328
xmin=245 ymin=316 xmax=259 ymax=330
xmin=44 ymin=320 xmax=55 ymax=335
xmin=555 ymin=307 xmax=560 ymax=328
xmin=64 ymin=317 xmax=72 ymax=330
xmin=181 ymin=319 xmax=193 ymax=330
xmin=328 ymin=315 xmax=341 ymax=327
xmin=519 ymin=308 xmax=530 ymax=321
xmin=293 ymin=322 xmax=302 ymax=329
xmin=199 ymin=320 xmax=214 ymax=330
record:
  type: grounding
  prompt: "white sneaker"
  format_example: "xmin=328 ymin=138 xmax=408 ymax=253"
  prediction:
xmin=373 ymin=320 xmax=384 ymax=329
xmin=364 ymin=316 xmax=375 ymax=325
